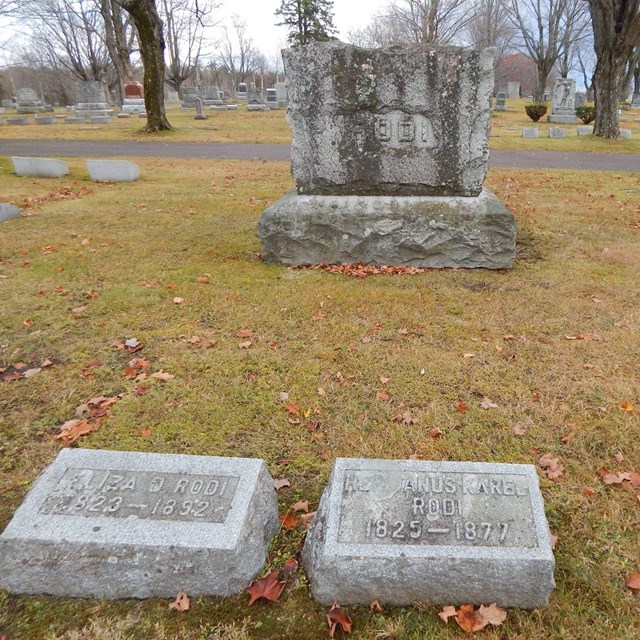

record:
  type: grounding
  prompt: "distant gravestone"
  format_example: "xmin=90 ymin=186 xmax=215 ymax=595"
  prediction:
xmin=12 ymin=157 xmax=69 ymax=178
xmin=620 ymin=128 xmax=632 ymax=138
xmin=507 ymin=81 xmax=520 ymax=99
xmin=87 ymin=159 xmax=140 ymax=182
xmin=122 ymin=81 xmax=145 ymax=115
xmin=632 ymin=93 xmax=640 ymax=108
xmin=124 ymin=81 xmax=144 ymax=99
xmin=0 ymin=203 xmax=20 ymax=222
xmin=303 ymin=458 xmax=556 ymax=608
xmin=0 ymin=449 xmax=279 ymax=598
xmin=548 ymin=127 xmax=566 ymax=138
xmin=522 ymin=128 xmax=539 ymax=138
xmin=16 ymin=88 xmax=45 ymax=114
xmin=75 ymin=81 xmax=112 ymax=121
xmin=7 ymin=117 xmax=29 ymax=125
xmin=236 ymin=82 xmax=248 ymax=100
xmin=194 ymin=96 xmax=207 ymax=120
xmin=549 ymin=78 xmax=576 ymax=124
xmin=574 ymin=92 xmax=586 ymax=108
xmin=495 ymin=91 xmax=506 ymax=111
xmin=266 ymin=88 xmax=280 ymax=109
xmin=258 ymin=42 xmax=515 ymax=269
xmin=275 ymin=81 xmax=287 ymax=106
xmin=182 ymin=87 xmax=199 ymax=108
xmin=577 ymin=125 xmax=593 ymax=136
xmin=35 ymin=116 xmax=56 ymax=125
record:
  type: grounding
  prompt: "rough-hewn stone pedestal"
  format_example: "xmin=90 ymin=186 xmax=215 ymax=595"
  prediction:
xmin=259 ymin=189 xmax=515 ymax=269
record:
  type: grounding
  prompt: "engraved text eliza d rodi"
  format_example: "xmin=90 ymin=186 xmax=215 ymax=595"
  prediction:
xmin=38 ymin=468 xmax=239 ymax=523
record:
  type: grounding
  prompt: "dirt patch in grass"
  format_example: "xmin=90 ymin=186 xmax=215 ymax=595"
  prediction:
xmin=1 ymin=160 xmax=639 ymax=639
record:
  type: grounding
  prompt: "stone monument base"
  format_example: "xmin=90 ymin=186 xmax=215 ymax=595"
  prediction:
xmin=548 ymin=114 xmax=576 ymax=124
xmin=258 ymin=189 xmax=516 ymax=269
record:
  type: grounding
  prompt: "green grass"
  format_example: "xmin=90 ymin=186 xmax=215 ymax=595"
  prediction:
xmin=1 ymin=158 xmax=640 ymax=639
xmin=0 ymin=98 xmax=639 ymax=152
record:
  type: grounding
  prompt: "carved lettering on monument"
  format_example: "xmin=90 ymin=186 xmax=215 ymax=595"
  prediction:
xmin=372 ymin=113 xmax=438 ymax=148
xmin=38 ymin=467 xmax=240 ymax=523
xmin=338 ymin=470 xmax=536 ymax=547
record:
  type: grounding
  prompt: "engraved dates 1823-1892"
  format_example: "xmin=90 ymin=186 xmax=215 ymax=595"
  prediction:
xmin=38 ymin=467 xmax=240 ymax=523
xmin=337 ymin=470 xmax=537 ymax=548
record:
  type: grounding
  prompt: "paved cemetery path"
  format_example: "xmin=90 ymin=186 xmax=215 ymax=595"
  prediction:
xmin=1 ymin=139 xmax=639 ymax=172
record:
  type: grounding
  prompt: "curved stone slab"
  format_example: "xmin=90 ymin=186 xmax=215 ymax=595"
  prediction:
xmin=87 ymin=159 xmax=140 ymax=182
xmin=0 ymin=448 xmax=279 ymax=598
xmin=302 ymin=458 xmax=556 ymax=609
xmin=258 ymin=189 xmax=516 ymax=269
xmin=0 ymin=203 xmax=21 ymax=222
xmin=12 ymin=157 xmax=69 ymax=178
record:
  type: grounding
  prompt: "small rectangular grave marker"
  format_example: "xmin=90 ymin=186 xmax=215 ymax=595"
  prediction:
xmin=0 ymin=449 xmax=279 ymax=598
xmin=303 ymin=458 xmax=555 ymax=609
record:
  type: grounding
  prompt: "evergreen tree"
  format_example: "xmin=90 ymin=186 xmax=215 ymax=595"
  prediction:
xmin=276 ymin=0 xmax=337 ymax=46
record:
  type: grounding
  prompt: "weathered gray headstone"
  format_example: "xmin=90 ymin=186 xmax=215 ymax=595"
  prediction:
xmin=194 ymin=96 xmax=207 ymax=120
xmin=247 ymin=101 xmax=269 ymax=111
xmin=548 ymin=78 xmax=576 ymax=124
xmin=258 ymin=42 xmax=516 ymax=269
xmin=7 ymin=117 xmax=29 ymax=125
xmin=0 ymin=203 xmax=21 ymax=222
xmin=87 ymin=159 xmax=140 ymax=182
xmin=16 ymin=88 xmax=45 ymax=114
xmin=548 ymin=127 xmax=566 ymax=138
xmin=303 ymin=458 xmax=555 ymax=609
xmin=619 ymin=128 xmax=632 ymax=138
xmin=12 ymin=157 xmax=69 ymax=178
xmin=266 ymin=88 xmax=280 ymax=109
xmin=74 ymin=81 xmax=113 ymax=121
xmin=577 ymin=125 xmax=593 ymax=136
xmin=574 ymin=92 xmax=586 ymax=108
xmin=0 ymin=448 xmax=279 ymax=598
xmin=35 ymin=116 xmax=56 ymax=125
xmin=181 ymin=87 xmax=199 ymax=108
xmin=495 ymin=91 xmax=506 ymax=112
xmin=275 ymin=81 xmax=287 ymax=106
xmin=507 ymin=81 xmax=520 ymax=99
xmin=522 ymin=128 xmax=539 ymax=138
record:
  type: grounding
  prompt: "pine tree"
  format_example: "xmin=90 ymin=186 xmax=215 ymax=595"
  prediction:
xmin=275 ymin=0 xmax=337 ymax=46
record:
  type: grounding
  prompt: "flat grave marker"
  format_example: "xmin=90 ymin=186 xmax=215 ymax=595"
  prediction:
xmin=0 ymin=448 xmax=279 ymax=598
xmin=303 ymin=458 xmax=555 ymax=609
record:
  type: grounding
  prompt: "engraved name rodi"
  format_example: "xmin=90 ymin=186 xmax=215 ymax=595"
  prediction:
xmin=38 ymin=467 xmax=240 ymax=523
xmin=372 ymin=113 xmax=439 ymax=149
xmin=337 ymin=470 xmax=537 ymax=548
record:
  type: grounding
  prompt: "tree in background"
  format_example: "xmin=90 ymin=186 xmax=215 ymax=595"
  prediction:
xmin=217 ymin=16 xmax=261 ymax=90
xmin=587 ymin=0 xmax=640 ymax=138
xmin=466 ymin=0 xmax=515 ymax=62
xmin=115 ymin=0 xmax=172 ymax=132
xmin=507 ymin=0 xmax=585 ymax=101
xmin=160 ymin=0 xmax=219 ymax=98
xmin=275 ymin=0 xmax=336 ymax=46
xmin=383 ymin=0 xmax=473 ymax=44
xmin=99 ymin=0 xmax=135 ymax=105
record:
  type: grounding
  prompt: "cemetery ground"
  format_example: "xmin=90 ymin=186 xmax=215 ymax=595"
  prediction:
xmin=0 ymin=156 xmax=640 ymax=640
xmin=1 ymin=99 xmax=640 ymax=153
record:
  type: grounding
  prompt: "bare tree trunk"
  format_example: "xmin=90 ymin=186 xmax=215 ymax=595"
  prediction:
xmin=592 ymin=50 xmax=624 ymax=136
xmin=116 ymin=0 xmax=172 ymax=132
xmin=588 ymin=0 xmax=640 ymax=138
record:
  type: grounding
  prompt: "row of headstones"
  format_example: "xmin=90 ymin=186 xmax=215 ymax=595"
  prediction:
xmin=0 ymin=448 xmax=556 ymax=608
xmin=523 ymin=126 xmax=634 ymax=138
xmin=2 ymin=158 xmax=142 ymax=223
xmin=1 ymin=115 xmax=118 ymax=125
xmin=9 ymin=157 xmax=140 ymax=181
xmin=495 ymin=79 xmax=581 ymax=121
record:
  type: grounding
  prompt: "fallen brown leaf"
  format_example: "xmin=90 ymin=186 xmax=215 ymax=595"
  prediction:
xmin=539 ymin=454 xmax=564 ymax=480
xmin=292 ymin=500 xmax=309 ymax=513
xmin=236 ymin=329 xmax=254 ymax=338
xmin=627 ymin=573 xmax=640 ymax=590
xmin=282 ymin=557 xmax=299 ymax=579
xmin=455 ymin=603 xmax=488 ymax=633
xmin=478 ymin=603 xmax=507 ymax=626
xmin=54 ymin=419 xmax=98 ymax=444
xmin=279 ymin=512 xmax=298 ymax=530
xmin=438 ymin=605 xmax=457 ymax=623
xmin=246 ymin=569 xmax=285 ymax=605
xmin=273 ymin=478 xmax=291 ymax=490
xmin=327 ymin=603 xmax=352 ymax=637
xmin=597 ymin=466 xmax=624 ymax=484
xmin=480 ymin=397 xmax=498 ymax=410
xmin=370 ymin=600 xmax=383 ymax=613
xmin=376 ymin=390 xmax=390 ymax=400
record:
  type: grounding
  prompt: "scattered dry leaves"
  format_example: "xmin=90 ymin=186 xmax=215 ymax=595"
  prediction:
xmin=54 ymin=419 xmax=99 ymax=444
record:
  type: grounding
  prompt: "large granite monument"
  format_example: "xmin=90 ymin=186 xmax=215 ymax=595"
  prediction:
xmin=16 ymin=88 xmax=45 ymax=114
xmin=548 ymin=78 xmax=577 ymax=124
xmin=0 ymin=449 xmax=279 ymax=598
xmin=303 ymin=458 xmax=556 ymax=608
xmin=258 ymin=43 xmax=516 ymax=269
xmin=74 ymin=81 xmax=112 ymax=122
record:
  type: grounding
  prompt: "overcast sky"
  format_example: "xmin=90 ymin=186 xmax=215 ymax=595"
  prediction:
xmin=0 ymin=1 xmax=390 ymax=64
xmin=215 ymin=0 xmax=389 ymax=54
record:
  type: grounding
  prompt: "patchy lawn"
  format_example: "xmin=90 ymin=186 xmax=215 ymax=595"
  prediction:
xmin=0 ymin=99 xmax=639 ymax=153
xmin=1 ymin=157 xmax=639 ymax=639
